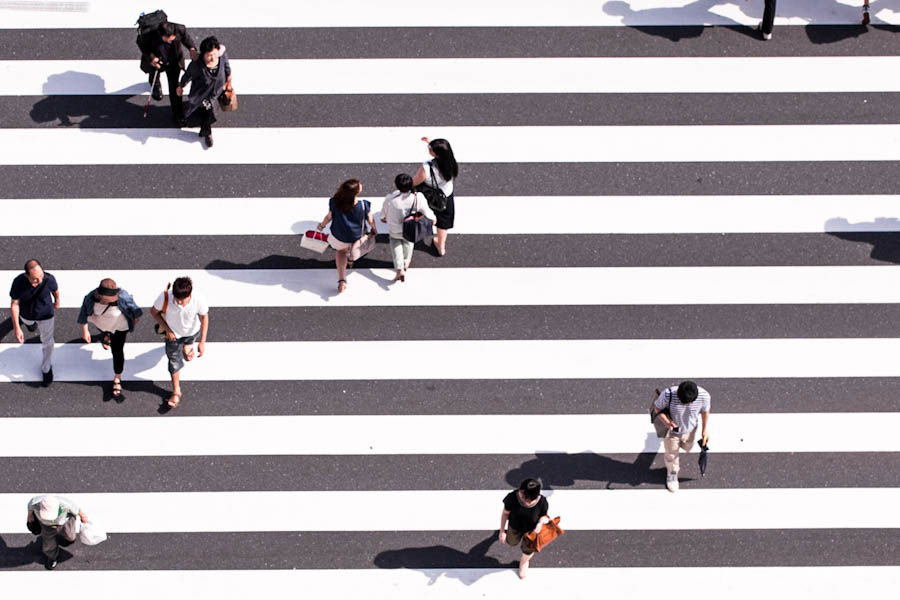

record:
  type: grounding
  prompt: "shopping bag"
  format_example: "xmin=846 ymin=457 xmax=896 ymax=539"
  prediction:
xmin=523 ymin=516 xmax=564 ymax=552
xmin=218 ymin=88 xmax=238 ymax=112
xmin=301 ymin=230 xmax=330 ymax=253
xmin=77 ymin=520 xmax=108 ymax=545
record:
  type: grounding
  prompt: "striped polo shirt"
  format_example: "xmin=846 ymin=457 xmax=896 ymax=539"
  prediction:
xmin=654 ymin=385 xmax=711 ymax=436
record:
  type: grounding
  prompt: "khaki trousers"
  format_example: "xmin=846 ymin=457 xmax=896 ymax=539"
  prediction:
xmin=663 ymin=428 xmax=697 ymax=474
xmin=40 ymin=516 xmax=78 ymax=561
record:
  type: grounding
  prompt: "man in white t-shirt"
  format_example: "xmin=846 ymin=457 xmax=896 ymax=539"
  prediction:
xmin=150 ymin=276 xmax=209 ymax=408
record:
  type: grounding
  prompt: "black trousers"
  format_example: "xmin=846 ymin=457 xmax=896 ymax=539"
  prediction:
xmin=761 ymin=0 xmax=776 ymax=35
xmin=146 ymin=65 xmax=184 ymax=120
xmin=99 ymin=329 xmax=128 ymax=375
xmin=198 ymin=104 xmax=217 ymax=136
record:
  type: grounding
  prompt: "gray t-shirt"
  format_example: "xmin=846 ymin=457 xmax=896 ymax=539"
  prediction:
xmin=654 ymin=385 xmax=711 ymax=435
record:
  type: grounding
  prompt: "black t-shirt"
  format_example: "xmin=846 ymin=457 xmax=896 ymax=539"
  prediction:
xmin=503 ymin=491 xmax=549 ymax=533
xmin=9 ymin=272 xmax=58 ymax=320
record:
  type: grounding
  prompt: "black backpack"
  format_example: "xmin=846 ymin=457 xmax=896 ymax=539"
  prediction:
xmin=135 ymin=9 xmax=168 ymax=46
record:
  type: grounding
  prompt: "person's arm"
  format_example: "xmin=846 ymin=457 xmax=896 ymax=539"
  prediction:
xmin=52 ymin=288 xmax=60 ymax=310
xmin=27 ymin=510 xmax=34 ymax=522
xmin=317 ymin=211 xmax=332 ymax=231
xmin=150 ymin=296 xmax=176 ymax=341
xmin=179 ymin=25 xmax=198 ymax=61
xmin=499 ymin=508 xmax=510 ymax=543
xmin=653 ymin=390 xmax=677 ymax=431
xmin=177 ymin=64 xmax=193 ymax=97
xmin=81 ymin=323 xmax=91 ymax=344
xmin=10 ymin=299 xmax=23 ymax=343
xmin=197 ymin=313 xmax=209 ymax=357
xmin=700 ymin=411 xmax=710 ymax=444
xmin=412 ymin=165 xmax=427 ymax=186
xmin=367 ymin=204 xmax=377 ymax=235
xmin=223 ymin=55 xmax=232 ymax=91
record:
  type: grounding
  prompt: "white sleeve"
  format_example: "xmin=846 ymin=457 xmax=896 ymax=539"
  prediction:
xmin=152 ymin=291 xmax=166 ymax=311
xmin=196 ymin=294 xmax=209 ymax=316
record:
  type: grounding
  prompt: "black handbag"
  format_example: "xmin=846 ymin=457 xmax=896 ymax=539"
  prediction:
xmin=27 ymin=514 xmax=41 ymax=535
xmin=415 ymin=162 xmax=448 ymax=213
xmin=402 ymin=193 xmax=434 ymax=243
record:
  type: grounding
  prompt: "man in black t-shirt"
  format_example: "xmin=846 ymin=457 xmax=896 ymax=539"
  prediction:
xmin=10 ymin=259 xmax=60 ymax=386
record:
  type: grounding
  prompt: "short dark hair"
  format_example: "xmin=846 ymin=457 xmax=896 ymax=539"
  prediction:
xmin=24 ymin=258 xmax=42 ymax=273
xmin=677 ymin=380 xmax=699 ymax=403
xmin=199 ymin=36 xmax=220 ymax=55
xmin=157 ymin=22 xmax=175 ymax=37
xmin=394 ymin=173 xmax=413 ymax=193
xmin=172 ymin=277 xmax=193 ymax=300
xmin=518 ymin=478 xmax=542 ymax=501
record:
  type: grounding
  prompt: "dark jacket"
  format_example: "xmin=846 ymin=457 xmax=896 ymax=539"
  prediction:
xmin=138 ymin=22 xmax=196 ymax=72
xmin=77 ymin=289 xmax=143 ymax=333
xmin=180 ymin=52 xmax=231 ymax=118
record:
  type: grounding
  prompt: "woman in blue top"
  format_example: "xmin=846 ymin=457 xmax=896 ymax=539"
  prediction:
xmin=77 ymin=278 xmax=143 ymax=400
xmin=317 ymin=178 xmax=377 ymax=293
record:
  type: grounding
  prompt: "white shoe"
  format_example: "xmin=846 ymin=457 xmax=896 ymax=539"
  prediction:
xmin=762 ymin=32 xmax=772 ymax=40
xmin=666 ymin=472 xmax=679 ymax=493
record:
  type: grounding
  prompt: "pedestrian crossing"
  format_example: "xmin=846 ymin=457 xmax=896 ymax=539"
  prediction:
xmin=1 ymin=0 xmax=899 ymax=596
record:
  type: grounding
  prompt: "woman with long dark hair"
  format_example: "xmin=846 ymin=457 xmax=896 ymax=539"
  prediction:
xmin=317 ymin=178 xmax=377 ymax=293
xmin=498 ymin=478 xmax=550 ymax=579
xmin=413 ymin=137 xmax=458 ymax=256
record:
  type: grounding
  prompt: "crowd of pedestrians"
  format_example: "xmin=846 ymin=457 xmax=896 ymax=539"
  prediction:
xmin=2 ymin=7 xmax=737 ymax=577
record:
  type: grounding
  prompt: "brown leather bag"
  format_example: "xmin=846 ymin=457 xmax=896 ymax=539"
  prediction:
xmin=523 ymin=516 xmax=564 ymax=552
xmin=218 ymin=88 xmax=237 ymax=112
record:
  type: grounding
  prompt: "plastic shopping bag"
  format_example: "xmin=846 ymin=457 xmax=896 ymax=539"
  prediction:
xmin=77 ymin=520 xmax=108 ymax=545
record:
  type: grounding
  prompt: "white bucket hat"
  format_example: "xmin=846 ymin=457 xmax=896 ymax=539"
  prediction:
xmin=37 ymin=496 xmax=61 ymax=523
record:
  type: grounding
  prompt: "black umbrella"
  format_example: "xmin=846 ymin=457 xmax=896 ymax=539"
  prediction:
xmin=697 ymin=439 xmax=709 ymax=477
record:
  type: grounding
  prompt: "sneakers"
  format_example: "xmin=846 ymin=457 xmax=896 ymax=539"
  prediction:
xmin=45 ymin=557 xmax=57 ymax=570
xmin=757 ymin=22 xmax=772 ymax=41
xmin=41 ymin=367 xmax=53 ymax=387
xmin=666 ymin=472 xmax=679 ymax=493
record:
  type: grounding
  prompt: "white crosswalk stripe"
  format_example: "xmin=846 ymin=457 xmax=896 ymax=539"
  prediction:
xmin=0 ymin=2 xmax=898 ymax=595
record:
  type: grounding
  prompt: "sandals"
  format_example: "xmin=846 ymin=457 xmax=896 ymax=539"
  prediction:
xmin=337 ymin=279 xmax=347 ymax=293
xmin=111 ymin=379 xmax=123 ymax=399
xmin=167 ymin=391 xmax=182 ymax=409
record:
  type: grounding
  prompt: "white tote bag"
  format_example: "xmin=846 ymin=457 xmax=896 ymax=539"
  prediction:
xmin=300 ymin=230 xmax=330 ymax=254
xmin=77 ymin=520 xmax=108 ymax=545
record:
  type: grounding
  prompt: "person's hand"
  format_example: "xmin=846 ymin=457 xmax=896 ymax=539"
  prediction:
xmin=421 ymin=136 xmax=430 ymax=143
xmin=175 ymin=86 xmax=183 ymax=97
xmin=189 ymin=47 xmax=199 ymax=61
xmin=79 ymin=511 xmax=88 ymax=524
xmin=82 ymin=330 xmax=91 ymax=344
xmin=701 ymin=432 xmax=709 ymax=445
xmin=14 ymin=327 xmax=24 ymax=344
xmin=532 ymin=523 xmax=543 ymax=534
xmin=316 ymin=223 xmax=324 ymax=231
xmin=498 ymin=531 xmax=506 ymax=544
xmin=151 ymin=56 xmax=161 ymax=69
xmin=666 ymin=420 xmax=676 ymax=431
xmin=165 ymin=329 xmax=176 ymax=342
xmin=380 ymin=217 xmax=387 ymax=223
xmin=225 ymin=84 xmax=233 ymax=93
xmin=197 ymin=341 xmax=206 ymax=357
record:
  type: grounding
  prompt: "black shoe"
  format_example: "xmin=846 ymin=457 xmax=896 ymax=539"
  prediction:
xmin=175 ymin=117 xmax=187 ymax=127
xmin=151 ymin=84 xmax=163 ymax=101
xmin=57 ymin=535 xmax=74 ymax=547
xmin=204 ymin=134 xmax=213 ymax=148
xmin=42 ymin=368 xmax=53 ymax=387
xmin=45 ymin=557 xmax=57 ymax=570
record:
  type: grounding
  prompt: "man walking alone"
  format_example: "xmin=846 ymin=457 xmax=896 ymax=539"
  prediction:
xmin=9 ymin=259 xmax=59 ymax=386
xmin=653 ymin=380 xmax=710 ymax=492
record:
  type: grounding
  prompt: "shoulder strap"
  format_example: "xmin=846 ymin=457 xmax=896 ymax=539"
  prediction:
xmin=161 ymin=282 xmax=171 ymax=314
xmin=428 ymin=161 xmax=438 ymax=188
